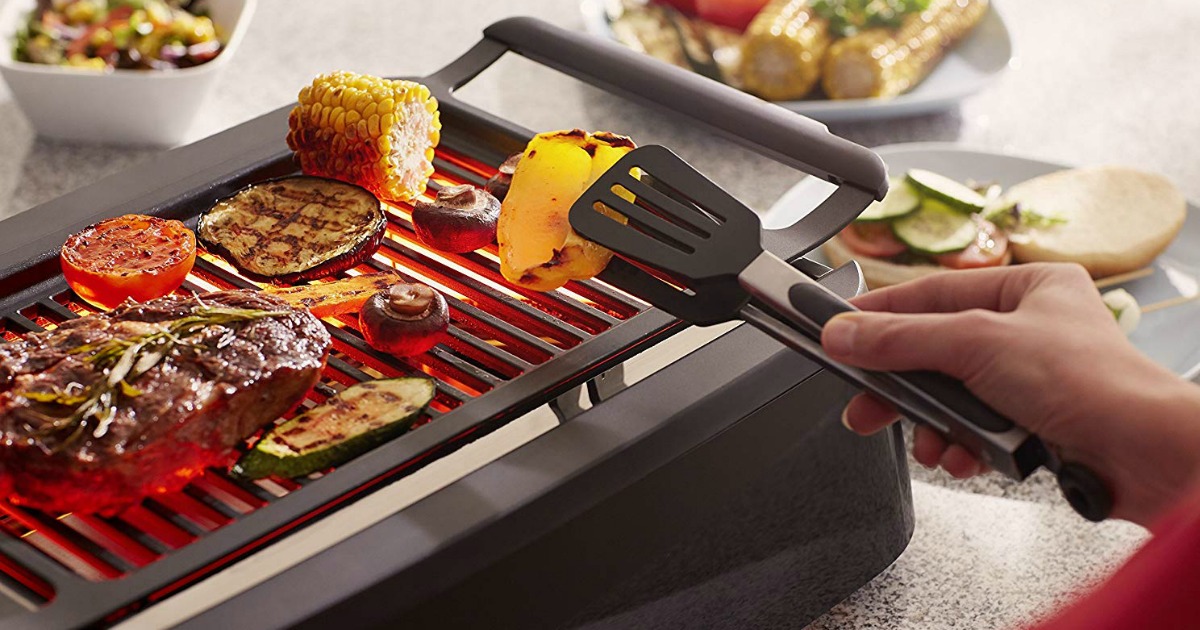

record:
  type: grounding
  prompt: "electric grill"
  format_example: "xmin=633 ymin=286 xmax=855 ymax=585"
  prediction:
xmin=0 ymin=18 xmax=913 ymax=628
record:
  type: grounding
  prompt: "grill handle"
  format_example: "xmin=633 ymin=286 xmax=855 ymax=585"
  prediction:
xmin=426 ymin=16 xmax=887 ymax=201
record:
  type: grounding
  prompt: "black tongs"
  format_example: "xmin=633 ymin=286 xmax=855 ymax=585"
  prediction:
xmin=569 ymin=145 xmax=1113 ymax=521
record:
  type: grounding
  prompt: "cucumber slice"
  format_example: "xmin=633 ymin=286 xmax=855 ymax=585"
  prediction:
xmin=906 ymin=169 xmax=987 ymax=213
xmin=232 ymin=377 xmax=436 ymax=480
xmin=856 ymin=177 xmax=921 ymax=222
xmin=893 ymin=201 xmax=978 ymax=255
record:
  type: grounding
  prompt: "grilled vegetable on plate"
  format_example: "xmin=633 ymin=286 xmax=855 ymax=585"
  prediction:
xmin=360 ymin=282 xmax=450 ymax=357
xmin=498 ymin=129 xmax=637 ymax=291
xmin=0 ymin=291 xmax=331 ymax=514
xmin=587 ymin=0 xmax=1005 ymax=119
xmin=737 ymin=0 xmax=832 ymax=101
xmin=14 ymin=0 xmax=225 ymax=71
xmin=821 ymin=165 xmax=1185 ymax=288
xmin=821 ymin=0 xmax=990 ymax=99
xmin=198 ymin=176 xmax=387 ymax=284
xmin=233 ymin=377 xmax=436 ymax=480
xmin=287 ymin=71 xmax=442 ymax=202
xmin=60 ymin=214 xmax=197 ymax=309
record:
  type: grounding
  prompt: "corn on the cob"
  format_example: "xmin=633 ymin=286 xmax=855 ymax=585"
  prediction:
xmin=821 ymin=0 xmax=989 ymax=100
xmin=737 ymin=0 xmax=832 ymax=101
xmin=286 ymin=71 xmax=441 ymax=202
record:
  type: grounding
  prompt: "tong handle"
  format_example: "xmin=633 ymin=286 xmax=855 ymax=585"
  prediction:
xmin=739 ymin=253 xmax=1113 ymax=521
xmin=477 ymin=17 xmax=887 ymax=198
xmin=789 ymin=283 xmax=1015 ymax=432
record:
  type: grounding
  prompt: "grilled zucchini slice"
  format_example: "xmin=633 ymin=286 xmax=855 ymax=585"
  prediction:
xmin=905 ymin=169 xmax=987 ymax=214
xmin=232 ymin=377 xmax=436 ymax=480
xmin=856 ymin=177 xmax=921 ymax=222
xmin=892 ymin=201 xmax=977 ymax=255
xmin=198 ymin=176 xmax=387 ymax=283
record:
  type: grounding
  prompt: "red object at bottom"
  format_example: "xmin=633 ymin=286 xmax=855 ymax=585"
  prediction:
xmin=1031 ymin=485 xmax=1200 ymax=629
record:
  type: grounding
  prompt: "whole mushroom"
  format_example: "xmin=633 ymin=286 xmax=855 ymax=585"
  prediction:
xmin=411 ymin=185 xmax=500 ymax=254
xmin=360 ymin=282 xmax=450 ymax=356
xmin=485 ymin=152 xmax=522 ymax=201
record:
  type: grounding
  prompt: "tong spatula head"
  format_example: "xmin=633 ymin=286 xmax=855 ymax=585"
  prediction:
xmin=569 ymin=145 xmax=765 ymax=286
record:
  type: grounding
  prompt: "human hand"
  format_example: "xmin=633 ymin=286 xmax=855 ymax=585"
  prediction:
xmin=820 ymin=263 xmax=1200 ymax=525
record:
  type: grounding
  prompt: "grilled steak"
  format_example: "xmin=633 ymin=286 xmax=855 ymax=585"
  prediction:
xmin=0 ymin=290 xmax=331 ymax=514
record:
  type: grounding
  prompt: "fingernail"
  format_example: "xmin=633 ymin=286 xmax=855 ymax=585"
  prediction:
xmin=840 ymin=406 xmax=854 ymax=432
xmin=823 ymin=314 xmax=858 ymax=358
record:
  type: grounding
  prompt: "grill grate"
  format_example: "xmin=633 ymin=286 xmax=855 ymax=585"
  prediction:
xmin=0 ymin=147 xmax=646 ymax=596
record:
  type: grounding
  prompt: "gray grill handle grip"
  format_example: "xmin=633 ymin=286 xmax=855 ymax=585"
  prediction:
xmin=426 ymin=16 xmax=887 ymax=199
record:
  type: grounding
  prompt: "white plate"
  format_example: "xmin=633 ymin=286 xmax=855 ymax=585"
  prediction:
xmin=0 ymin=0 xmax=255 ymax=145
xmin=580 ymin=0 xmax=1014 ymax=123
xmin=765 ymin=143 xmax=1200 ymax=380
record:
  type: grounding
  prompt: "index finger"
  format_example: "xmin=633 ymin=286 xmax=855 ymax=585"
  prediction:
xmin=850 ymin=265 xmax=1048 ymax=314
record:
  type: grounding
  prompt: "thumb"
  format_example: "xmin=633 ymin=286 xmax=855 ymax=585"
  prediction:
xmin=821 ymin=310 xmax=997 ymax=380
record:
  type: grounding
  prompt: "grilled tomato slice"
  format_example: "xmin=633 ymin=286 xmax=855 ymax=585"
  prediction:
xmin=60 ymin=214 xmax=197 ymax=309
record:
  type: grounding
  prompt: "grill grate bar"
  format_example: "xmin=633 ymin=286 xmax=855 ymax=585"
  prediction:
xmin=376 ymin=234 xmax=593 ymax=344
xmin=320 ymin=309 xmax=498 ymax=398
xmin=424 ymin=345 xmax=502 ymax=388
xmin=190 ymin=257 xmax=262 ymax=292
xmin=383 ymin=209 xmax=623 ymax=334
xmin=570 ymin=278 xmax=648 ymax=316
xmin=462 ymin=250 xmax=644 ymax=319
xmin=191 ymin=472 xmax=268 ymax=514
xmin=4 ymin=313 xmax=43 ymax=334
xmin=440 ymin=331 xmax=530 ymax=377
xmin=430 ymin=156 xmax=493 ymax=188
xmin=323 ymin=325 xmax=468 ymax=407
xmin=150 ymin=494 xmax=231 ymax=532
xmin=35 ymin=298 xmax=80 ymax=324
xmin=61 ymin=514 xmax=160 ymax=569
xmin=0 ymin=547 xmax=54 ymax=604
xmin=433 ymin=149 xmax=507 ymax=180
xmin=0 ymin=505 xmax=122 ymax=580
xmin=117 ymin=505 xmax=196 ymax=550
xmin=369 ymin=246 xmax=568 ymax=355
xmin=191 ymin=256 xmax=494 ymax=404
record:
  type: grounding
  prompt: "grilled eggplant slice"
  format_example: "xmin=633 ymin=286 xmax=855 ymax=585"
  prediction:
xmin=232 ymin=377 xmax=436 ymax=479
xmin=198 ymin=176 xmax=387 ymax=284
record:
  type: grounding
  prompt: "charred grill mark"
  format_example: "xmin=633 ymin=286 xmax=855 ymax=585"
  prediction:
xmin=592 ymin=132 xmax=635 ymax=148
xmin=541 ymin=249 xmax=565 ymax=269
xmin=198 ymin=177 xmax=386 ymax=281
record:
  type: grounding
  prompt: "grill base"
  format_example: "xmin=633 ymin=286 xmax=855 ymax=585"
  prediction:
xmin=179 ymin=322 xmax=913 ymax=629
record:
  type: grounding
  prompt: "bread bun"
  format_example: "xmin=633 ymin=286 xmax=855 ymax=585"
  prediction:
xmin=1003 ymin=166 xmax=1186 ymax=278
xmin=822 ymin=235 xmax=1011 ymax=289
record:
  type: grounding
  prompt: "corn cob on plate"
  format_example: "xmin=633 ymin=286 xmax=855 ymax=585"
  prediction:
xmin=581 ymin=0 xmax=1012 ymax=122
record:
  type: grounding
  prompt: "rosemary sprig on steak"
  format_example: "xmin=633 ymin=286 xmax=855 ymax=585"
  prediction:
xmin=23 ymin=305 xmax=290 ymax=451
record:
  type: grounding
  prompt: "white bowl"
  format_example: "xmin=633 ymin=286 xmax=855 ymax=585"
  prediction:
xmin=0 ymin=0 xmax=255 ymax=146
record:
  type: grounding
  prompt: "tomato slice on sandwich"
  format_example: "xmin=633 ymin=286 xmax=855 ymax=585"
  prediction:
xmin=934 ymin=218 xmax=1009 ymax=269
xmin=838 ymin=222 xmax=909 ymax=259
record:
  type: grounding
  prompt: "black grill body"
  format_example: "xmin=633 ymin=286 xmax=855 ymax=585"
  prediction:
xmin=0 ymin=17 xmax=911 ymax=628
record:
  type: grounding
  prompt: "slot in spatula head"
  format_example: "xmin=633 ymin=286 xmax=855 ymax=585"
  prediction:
xmin=569 ymin=145 xmax=764 ymax=285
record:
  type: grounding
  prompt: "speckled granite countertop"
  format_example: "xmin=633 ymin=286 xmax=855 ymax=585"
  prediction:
xmin=1 ymin=0 xmax=1192 ymax=626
